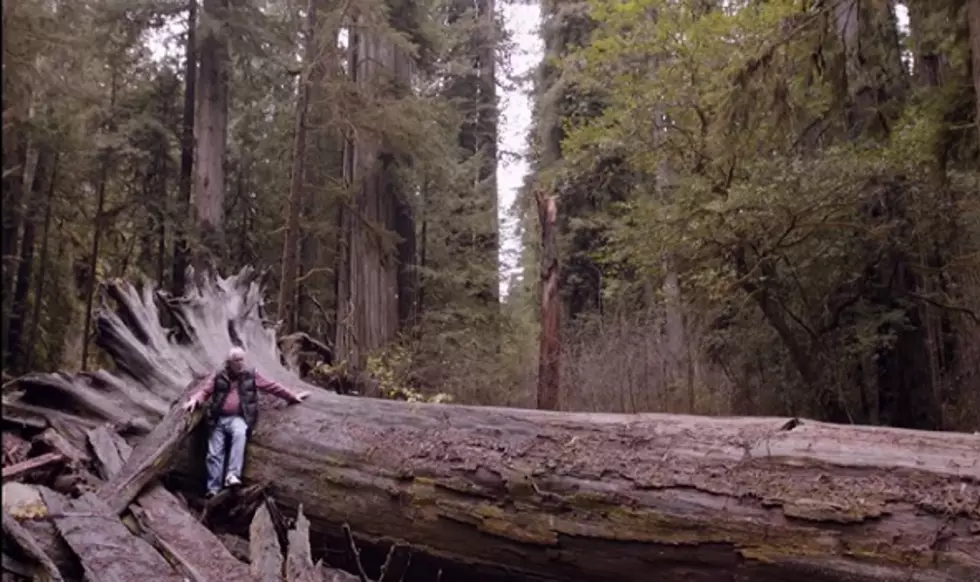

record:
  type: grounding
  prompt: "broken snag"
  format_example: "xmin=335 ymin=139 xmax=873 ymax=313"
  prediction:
xmin=250 ymin=502 xmax=284 ymax=582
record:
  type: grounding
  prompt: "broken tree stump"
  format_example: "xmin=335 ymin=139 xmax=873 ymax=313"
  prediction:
xmin=250 ymin=503 xmax=284 ymax=582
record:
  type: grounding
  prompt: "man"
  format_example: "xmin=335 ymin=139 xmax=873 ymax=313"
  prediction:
xmin=184 ymin=346 xmax=310 ymax=497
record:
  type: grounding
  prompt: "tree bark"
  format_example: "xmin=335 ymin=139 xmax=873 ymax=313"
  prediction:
xmin=173 ymin=0 xmax=198 ymax=296
xmin=7 ymin=148 xmax=55 ymax=373
xmin=333 ymin=25 xmax=411 ymax=371
xmin=13 ymin=272 xmax=980 ymax=582
xmin=536 ymin=189 xmax=560 ymax=410
xmin=969 ymin=0 xmax=980 ymax=144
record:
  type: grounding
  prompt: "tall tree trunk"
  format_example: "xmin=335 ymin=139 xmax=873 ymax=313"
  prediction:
xmin=192 ymin=0 xmax=230 ymax=273
xmin=969 ymin=0 xmax=980 ymax=143
xmin=26 ymin=151 xmax=58 ymax=371
xmin=1 ymin=115 xmax=29 ymax=370
xmin=333 ymin=22 xmax=412 ymax=371
xmin=475 ymin=0 xmax=499 ymax=306
xmin=173 ymin=0 xmax=198 ymax=295
xmin=536 ymin=189 xmax=560 ymax=410
xmin=277 ymin=0 xmax=316 ymax=333
xmin=81 ymin=66 xmax=120 ymax=371
xmin=7 ymin=148 xmax=55 ymax=373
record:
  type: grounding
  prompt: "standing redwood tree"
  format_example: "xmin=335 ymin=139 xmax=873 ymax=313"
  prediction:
xmin=173 ymin=0 xmax=198 ymax=296
xmin=193 ymin=0 xmax=230 ymax=270
xmin=277 ymin=0 xmax=316 ymax=332
xmin=536 ymin=188 xmax=560 ymax=410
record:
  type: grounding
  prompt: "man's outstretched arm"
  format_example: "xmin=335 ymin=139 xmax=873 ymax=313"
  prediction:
xmin=184 ymin=373 xmax=217 ymax=411
xmin=254 ymin=371 xmax=309 ymax=404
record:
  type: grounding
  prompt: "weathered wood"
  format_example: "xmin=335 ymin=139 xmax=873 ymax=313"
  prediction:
xmin=250 ymin=503 xmax=284 ymax=582
xmin=86 ymin=425 xmax=131 ymax=480
xmin=88 ymin=423 xmax=253 ymax=582
xmin=231 ymin=402 xmax=980 ymax=582
xmin=1 ymin=509 xmax=64 ymax=581
xmin=94 ymin=382 xmax=204 ymax=514
xmin=39 ymin=489 xmax=183 ymax=582
xmin=130 ymin=491 xmax=253 ymax=582
xmin=1 ymin=453 xmax=65 ymax=481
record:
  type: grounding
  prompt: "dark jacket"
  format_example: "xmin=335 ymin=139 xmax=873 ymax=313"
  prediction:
xmin=208 ymin=369 xmax=260 ymax=428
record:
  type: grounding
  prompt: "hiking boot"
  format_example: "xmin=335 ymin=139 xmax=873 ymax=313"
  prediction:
xmin=224 ymin=474 xmax=242 ymax=487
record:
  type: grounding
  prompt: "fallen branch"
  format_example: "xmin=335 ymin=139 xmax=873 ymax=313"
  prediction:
xmin=1 ymin=453 xmax=66 ymax=481
xmin=342 ymin=523 xmax=370 ymax=582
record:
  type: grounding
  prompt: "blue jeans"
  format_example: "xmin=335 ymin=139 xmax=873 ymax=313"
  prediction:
xmin=206 ymin=415 xmax=248 ymax=494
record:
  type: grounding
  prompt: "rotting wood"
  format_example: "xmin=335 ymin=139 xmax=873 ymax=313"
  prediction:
xmin=14 ymin=269 xmax=980 ymax=582
xmin=1 ymin=508 xmax=64 ymax=581
xmin=39 ymin=489 xmax=183 ymax=581
xmin=1 ymin=453 xmax=65 ymax=482
xmin=95 ymin=380 xmax=205 ymax=515
xmin=88 ymin=422 xmax=254 ymax=582
xmin=250 ymin=502 xmax=284 ymax=582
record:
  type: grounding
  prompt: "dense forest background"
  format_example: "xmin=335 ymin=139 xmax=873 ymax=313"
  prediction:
xmin=2 ymin=0 xmax=979 ymax=432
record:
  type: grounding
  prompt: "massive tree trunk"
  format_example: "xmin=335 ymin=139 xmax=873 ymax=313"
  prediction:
xmin=333 ymin=22 xmax=413 ymax=371
xmin=172 ymin=0 xmax=198 ymax=296
xmin=193 ymin=0 xmax=230 ymax=271
xmin=971 ymin=0 xmax=980 ymax=143
xmin=11 ymin=270 xmax=980 ymax=582
xmin=536 ymin=188 xmax=560 ymax=410
xmin=6 ymin=148 xmax=56 ymax=373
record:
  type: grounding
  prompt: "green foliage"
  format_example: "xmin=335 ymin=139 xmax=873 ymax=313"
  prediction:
xmin=522 ymin=0 xmax=980 ymax=428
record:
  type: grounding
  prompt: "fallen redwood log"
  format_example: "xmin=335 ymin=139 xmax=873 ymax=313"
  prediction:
xmin=12 ymin=269 xmax=980 ymax=582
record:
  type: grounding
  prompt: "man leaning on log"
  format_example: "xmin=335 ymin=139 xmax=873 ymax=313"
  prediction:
xmin=184 ymin=346 xmax=309 ymax=497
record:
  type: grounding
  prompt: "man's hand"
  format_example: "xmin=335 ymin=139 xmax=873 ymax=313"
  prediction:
xmin=293 ymin=391 xmax=310 ymax=403
xmin=183 ymin=393 xmax=202 ymax=412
